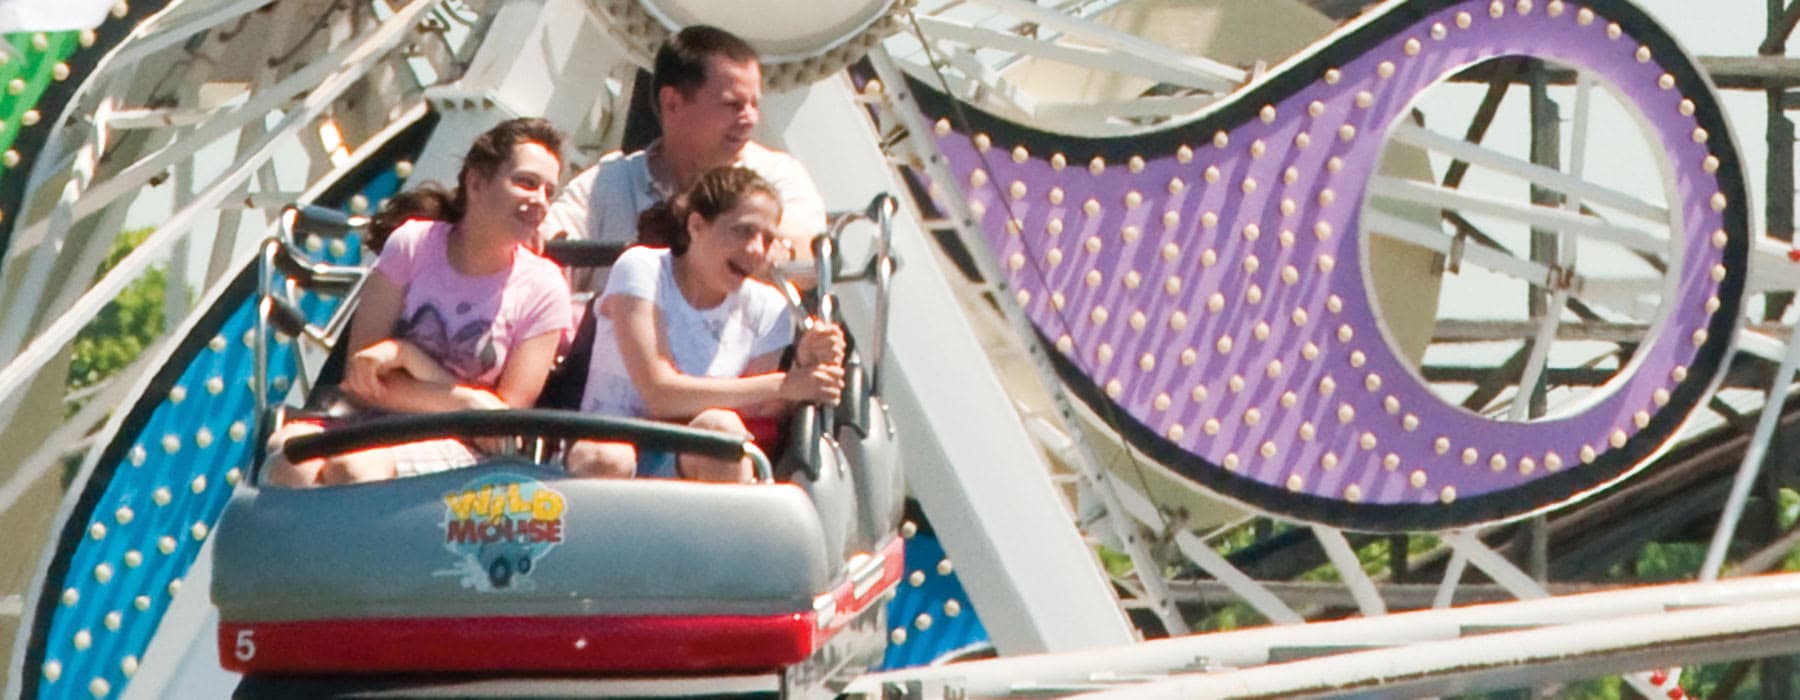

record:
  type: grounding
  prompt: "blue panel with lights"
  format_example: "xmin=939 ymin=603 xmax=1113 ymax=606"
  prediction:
xmin=24 ymin=247 xmax=359 ymax=699
xmin=14 ymin=159 xmax=421 ymax=698
xmin=879 ymin=531 xmax=991 ymax=670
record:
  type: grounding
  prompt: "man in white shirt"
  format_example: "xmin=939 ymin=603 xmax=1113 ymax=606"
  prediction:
xmin=540 ymin=25 xmax=827 ymax=268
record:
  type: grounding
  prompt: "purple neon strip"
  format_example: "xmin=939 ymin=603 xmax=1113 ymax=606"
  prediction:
xmin=933 ymin=0 xmax=1731 ymax=508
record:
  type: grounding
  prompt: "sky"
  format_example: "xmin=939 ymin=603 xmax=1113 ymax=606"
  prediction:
xmin=1637 ymin=0 xmax=1774 ymax=218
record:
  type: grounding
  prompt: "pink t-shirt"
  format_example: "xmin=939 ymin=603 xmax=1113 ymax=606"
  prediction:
xmin=371 ymin=220 xmax=572 ymax=388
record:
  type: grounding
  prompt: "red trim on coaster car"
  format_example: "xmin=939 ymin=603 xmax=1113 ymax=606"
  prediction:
xmin=820 ymin=535 xmax=906 ymax=638
xmin=219 ymin=536 xmax=906 ymax=676
xmin=220 ymin=613 xmax=814 ymax=674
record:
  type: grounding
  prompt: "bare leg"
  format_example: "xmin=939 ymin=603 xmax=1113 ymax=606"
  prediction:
xmin=319 ymin=448 xmax=398 ymax=485
xmin=680 ymin=409 xmax=754 ymax=483
xmin=565 ymin=440 xmax=638 ymax=479
xmin=263 ymin=423 xmax=327 ymax=488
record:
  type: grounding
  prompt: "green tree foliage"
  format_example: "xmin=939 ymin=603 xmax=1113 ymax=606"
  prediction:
xmin=66 ymin=228 xmax=169 ymax=391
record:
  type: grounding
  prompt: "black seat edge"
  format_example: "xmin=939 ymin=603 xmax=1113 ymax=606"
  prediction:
xmin=542 ymin=239 xmax=629 ymax=269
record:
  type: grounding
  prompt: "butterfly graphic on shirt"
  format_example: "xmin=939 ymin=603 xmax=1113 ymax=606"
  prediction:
xmin=394 ymin=304 xmax=499 ymax=382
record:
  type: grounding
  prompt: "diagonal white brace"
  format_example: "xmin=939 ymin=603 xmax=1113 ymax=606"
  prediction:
xmin=0 ymin=0 xmax=442 ymax=429
xmin=1312 ymin=526 xmax=1387 ymax=616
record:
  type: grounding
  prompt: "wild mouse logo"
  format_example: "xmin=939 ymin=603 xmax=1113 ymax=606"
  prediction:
xmin=435 ymin=473 xmax=567 ymax=592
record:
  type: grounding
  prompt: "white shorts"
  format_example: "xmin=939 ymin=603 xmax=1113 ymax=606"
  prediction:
xmin=391 ymin=438 xmax=480 ymax=478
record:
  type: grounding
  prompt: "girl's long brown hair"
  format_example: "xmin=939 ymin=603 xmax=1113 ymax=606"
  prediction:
xmin=366 ymin=117 xmax=564 ymax=251
xmin=634 ymin=166 xmax=780 ymax=255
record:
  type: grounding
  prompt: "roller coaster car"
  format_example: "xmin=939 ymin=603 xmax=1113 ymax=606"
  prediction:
xmin=209 ymin=199 xmax=906 ymax=696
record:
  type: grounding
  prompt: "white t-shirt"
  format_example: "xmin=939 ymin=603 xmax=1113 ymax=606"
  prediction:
xmin=581 ymin=246 xmax=795 ymax=418
xmin=541 ymin=141 xmax=828 ymax=247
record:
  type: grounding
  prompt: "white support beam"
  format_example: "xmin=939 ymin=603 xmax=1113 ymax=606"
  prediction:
xmin=929 ymin=38 xmax=1040 ymax=116
xmin=1390 ymin=121 xmax=1667 ymax=223
xmin=0 ymin=0 xmax=440 ymax=429
xmin=1565 ymin=73 xmax=1595 ymax=215
xmin=869 ymin=45 xmax=1192 ymax=637
xmin=1508 ymin=287 xmax=1569 ymax=421
xmin=1431 ymin=546 xmax=1470 ymax=609
xmin=167 ymin=145 xmax=196 ymax=333
xmin=6 ymin=7 xmax=400 ymax=262
xmin=1747 ymin=236 xmax=1800 ymax=294
xmin=782 ymin=61 xmax=1136 ymax=654
xmin=0 ymin=99 xmax=110 ymax=359
xmin=1311 ymin=526 xmax=1387 ymax=616
xmin=1703 ymin=315 xmax=1800 ymax=580
xmin=851 ymin=572 xmax=1800 ymax=698
xmin=28 ymin=202 xmax=134 ymax=371
xmin=1367 ymin=207 xmax=1675 ymax=328
xmin=1443 ymin=530 xmax=1547 ymax=600
xmin=104 ymin=108 xmax=214 ymax=130
xmin=911 ymin=14 xmax=1235 ymax=94
xmin=107 ymin=0 xmax=279 ymax=69
xmin=1736 ymin=325 xmax=1791 ymax=364
xmin=1068 ymin=596 xmax=1800 ymax=699
xmin=960 ymin=0 xmax=1245 ymax=93
xmin=1370 ymin=175 xmax=1669 ymax=256
xmin=1174 ymin=530 xmax=1304 ymax=625
xmin=1105 ymin=468 xmax=1173 ymax=532
xmin=1430 ymin=318 xmax=1648 ymax=343
xmin=1363 ymin=208 xmax=1560 ymax=287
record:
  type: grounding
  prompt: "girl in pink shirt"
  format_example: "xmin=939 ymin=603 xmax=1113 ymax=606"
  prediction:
xmin=266 ymin=118 xmax=573 ymax=487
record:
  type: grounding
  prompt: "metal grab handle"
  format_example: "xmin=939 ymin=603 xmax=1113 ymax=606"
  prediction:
xmin=818 ymin=193 xmax=897 ymax=397
xmin=254 ymin=239 xmax=278 ymax=427
xmin=767 ymin=260 xmax=835 ymax=472
xmin=822 ymin=194 xmax=899 ymax=279
xmin=256 ymin=203 xmax=370 ymax=446
xmin=269 ymin=243 xmax=363 ymax=293
xmin=282 ymin=204 xmax=368 ymax=241
xmin=768 ymin=271 xmax=815 ymax=335
xmin=865 ymin=193 xmax=896 ymax=397
xmin=813 ymin=233 xmax=837 ymax=444
xmin=772 ymin=193 xmax=897 ymax=466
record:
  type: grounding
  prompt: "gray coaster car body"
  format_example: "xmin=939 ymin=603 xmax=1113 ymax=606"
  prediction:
xmin=210 ymin=411 xmax=905 ymax=689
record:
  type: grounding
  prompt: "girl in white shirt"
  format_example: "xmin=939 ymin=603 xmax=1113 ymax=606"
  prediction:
xmin=567 ymin=167 xmax=843 ymax=482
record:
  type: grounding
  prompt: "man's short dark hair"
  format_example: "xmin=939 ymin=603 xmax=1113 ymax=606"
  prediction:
xmin=653 ymin=25 xmax=761 ymax=100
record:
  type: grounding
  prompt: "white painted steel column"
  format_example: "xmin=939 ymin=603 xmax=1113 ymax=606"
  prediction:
xmin=769 ymin=73 xmax=1136 ymax=653
xmin=868 ymin=40 xmax=1191 ymax=636
xmin=408 ymin=0 xmax=621 ymax=187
